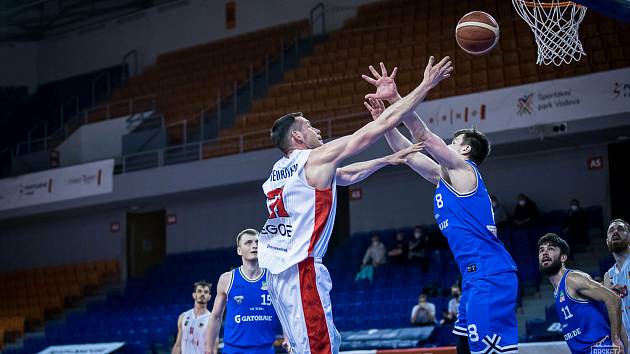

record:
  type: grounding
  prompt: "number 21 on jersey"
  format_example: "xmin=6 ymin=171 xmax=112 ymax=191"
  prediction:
xmin=266 ymin=188 xmax=289 ymax=219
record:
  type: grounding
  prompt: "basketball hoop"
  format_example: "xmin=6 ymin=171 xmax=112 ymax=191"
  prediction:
xmin=512 ymin=0 xmax=587 ymax=66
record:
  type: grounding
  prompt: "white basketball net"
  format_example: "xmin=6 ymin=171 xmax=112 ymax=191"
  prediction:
xmin=512 ymin=0 xmax=587 ymax=66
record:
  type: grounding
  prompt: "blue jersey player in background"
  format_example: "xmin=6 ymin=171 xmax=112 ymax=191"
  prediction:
xmin=204 ymin=229 xmax=288 ymax=354
xmin=538 ymin=233 xmax=624 ymax=353
xmin=363 ymin=62 xmax=517 ymax=354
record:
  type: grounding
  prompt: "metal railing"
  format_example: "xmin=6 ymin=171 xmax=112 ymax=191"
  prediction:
xmin=121 ymin=110 xmax=369 ymax=173
xmin=15 ymin=95 xmax=157 ymax=156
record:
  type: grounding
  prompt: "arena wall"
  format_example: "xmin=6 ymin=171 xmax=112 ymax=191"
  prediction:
xmin=0 ymin=142 xmax=610 ymax=272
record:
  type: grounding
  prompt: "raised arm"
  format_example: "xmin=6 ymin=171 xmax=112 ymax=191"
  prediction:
xmin=362 ymin=62 xmax=467 ymax=172
xmin=335 ymin=144 xmax=422 ymax=186
xmin=363 ymin=98 xmax=440 ymax=185
xmin=305 ymin=56 xmax=452 ymax=189
xmin=204 ymin=272 xmax=231 ymax=354
xmin=567 ymin=271 xmax=624 ymax=352
xmin=171 ymin=313 xmax=184 ymax=354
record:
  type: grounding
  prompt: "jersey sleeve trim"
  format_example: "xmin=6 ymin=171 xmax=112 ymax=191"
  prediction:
xmin=226 ymin=269 xmax=235 ymax=296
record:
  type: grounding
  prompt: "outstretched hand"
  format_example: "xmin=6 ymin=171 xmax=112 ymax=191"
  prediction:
xmin=363 ymin=98 xmax=386 ymax=121
xmin=362 ymin=62 xmax=399 ymax=101
xmin=386 ymin=143 xmax=424 ymax=165
xmin=422 ymin=56 xmax=453 ymax=88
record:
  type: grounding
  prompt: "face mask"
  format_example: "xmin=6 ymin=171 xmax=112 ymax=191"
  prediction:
xmin=518 ymin=200 xmax=526 ymax=206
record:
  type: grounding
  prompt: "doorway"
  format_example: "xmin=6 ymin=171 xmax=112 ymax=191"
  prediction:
xmin=127 ymin=210 xmax=166 ymax=278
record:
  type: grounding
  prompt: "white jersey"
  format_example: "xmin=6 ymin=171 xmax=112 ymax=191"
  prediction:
xmin=180 ymin=308 xmax=210 ymax=354
xmin=259 ymin=149 xmax=337 ymax=274
xmin=607 ymin=257 xmax=630 ymax=336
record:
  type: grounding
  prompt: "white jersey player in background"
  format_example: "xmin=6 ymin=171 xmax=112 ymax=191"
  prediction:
xmin=604 ymin=218 xmax=630 ymax=346
xmin=259 ymin=56 xmax=453 ymax=354
xmin=172 ymin=281 xmax=212 ymax=354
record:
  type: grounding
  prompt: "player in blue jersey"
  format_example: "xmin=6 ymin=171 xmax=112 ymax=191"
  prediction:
xmin=362 ymin=63 xmax=517 ymax=354
xmin=204 ymin=229 xmax=288 ymax=354
xmin=538 ymin=233 xmax=624 ymax=353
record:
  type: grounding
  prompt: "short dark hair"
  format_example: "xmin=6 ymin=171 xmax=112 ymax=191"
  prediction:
xmin=537 ymin=233 xmax=570 ymax=257
xmin=271 ymin=112 xmax=302 ymax=153
xmin=193 ymin=280 xmax=211 ymax=292
xmin=453 ymin=128 xmax=491 ymax=165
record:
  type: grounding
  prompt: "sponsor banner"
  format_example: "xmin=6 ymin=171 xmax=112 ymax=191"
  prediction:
xmin=415 ymin=67 xmax=630 ymax=139
xmin=0 ymin=159 xmax=114 ymax=212
xmin=37 ymin=342 xmax=124 ymax=354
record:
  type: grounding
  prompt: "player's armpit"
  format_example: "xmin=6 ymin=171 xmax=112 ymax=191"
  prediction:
xmin=405 ymin=152 xmax=440 ymax=185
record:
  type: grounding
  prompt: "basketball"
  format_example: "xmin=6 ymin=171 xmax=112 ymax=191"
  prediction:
xmin=456 ymin=11 xmax=500 ymax=55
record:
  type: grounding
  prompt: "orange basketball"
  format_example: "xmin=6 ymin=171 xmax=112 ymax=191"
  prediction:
xmin=456 ymin=11 xmax=500 ymax=55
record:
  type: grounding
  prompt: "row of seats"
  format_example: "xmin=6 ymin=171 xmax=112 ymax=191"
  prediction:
xmin=198 ymin=0 xmax=629 ymax=159
xmin=11 ymin=203 xmax=604 ymax=353
xmin=0 ymin=260 xmax=119 ymax=350
xmin=100 ymin=21 xmax=309 ymax=127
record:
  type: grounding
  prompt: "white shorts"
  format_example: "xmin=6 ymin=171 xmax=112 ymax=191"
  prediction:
xmin=266 ymin=257 xmax=340 ymax=354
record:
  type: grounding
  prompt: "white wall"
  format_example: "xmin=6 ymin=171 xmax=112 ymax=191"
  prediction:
xmin=0 ymin=142 xmax=611 ymax=272
xmin=58 ymin=115 xmax=133 ymax=166
xmin=0 ymin=42 xmax=38 ymax=93
xmin=0 ymin=209 xmax=126 ymax=272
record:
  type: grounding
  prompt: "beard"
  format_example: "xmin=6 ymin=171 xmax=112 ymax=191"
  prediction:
xmin=608 ymin=240 xmax=629 ymax=253
xmin=539 ymin=257 xmax=563 ymax=277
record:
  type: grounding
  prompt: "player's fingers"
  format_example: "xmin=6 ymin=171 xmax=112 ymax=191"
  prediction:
xmin=435 ymin=56 xmax=450 ymax=70
xmin=361 ymin=74 xmax=377 ymax=85
xmin=369 ymin=65 xmax=381 ymax=79
xmin=364 ymin=93 xmax=378 ymax=100
xmin=380 ymin=62 xmax=388 ymax=77
xmin=424 ymin=56 xmax=434 ymax=74
xmin=363 ymin=101 xmax=373 ymax=111
xmin=390 ymin=67 xmax=398 ymax=80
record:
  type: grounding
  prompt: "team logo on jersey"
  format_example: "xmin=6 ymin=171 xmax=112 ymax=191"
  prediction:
xmin=261 ymin=281 xmax=268 ymax=291
xmin=234 ymin=295 xmax=244 ymax=304
xmin=559 ymin=291 xmax=566 ymax=303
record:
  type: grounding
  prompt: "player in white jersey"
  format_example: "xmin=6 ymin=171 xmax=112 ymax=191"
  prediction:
xmin=259 ymin=56 xmax=453 ymax=354
xmin=172 ymin=281 xmax=212 ymax=354
xmin=604 ymin=218 xmax=630 ymax=346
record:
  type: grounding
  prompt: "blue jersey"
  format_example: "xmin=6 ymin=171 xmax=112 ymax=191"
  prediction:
xmin=223 ymin=267 xmax=280 ymax=350
xmin=554 ymin=269 xmax=611 ymax=353
xmin=433 ymin=161 xmax=516 ymax=279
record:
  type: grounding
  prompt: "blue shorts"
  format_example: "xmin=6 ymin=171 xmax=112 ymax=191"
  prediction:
xmin=222 ymin=343 xmax=275 ymax=354
xmin=453 ymin=271 xmax=519 ymax=354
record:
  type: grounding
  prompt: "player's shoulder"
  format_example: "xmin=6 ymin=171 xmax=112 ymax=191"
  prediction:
xmin=216 ymin=270 xmax=234 ymax=291
xmin=566 ymin=270 xmax=593 ymax=285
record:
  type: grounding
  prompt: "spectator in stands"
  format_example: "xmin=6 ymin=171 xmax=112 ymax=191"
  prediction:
xmin=409 ymin=227 xmax=430 ymax=272
xmin=362 ymin=234 xmax=387 ymax=267
xmin=387 ymin=231 xmax=409 ymax=265
xmin=512 ymin=193 xmax=539 ymax=227
xmin=440 ymin=285 xmax=461 ymax=325
xmin=564 ymin=199 xmax=588 ymax=246
xmin=410 ymin=294 xmax=437 ymax=326
xmin=491 ymin=194 xmax=509 ymax=226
